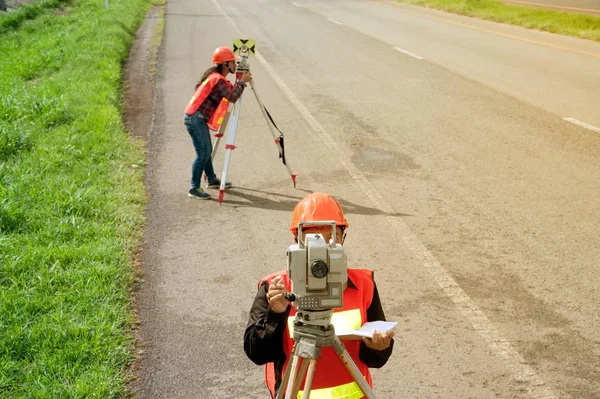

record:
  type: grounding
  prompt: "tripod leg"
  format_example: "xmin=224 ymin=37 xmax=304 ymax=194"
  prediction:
xmin=333 ymin=336 xmax=377 ymax=399
xmin=211 ymin=101 xmax=233 ymax=162
xmin=275 ymin=344 xmax=296 ymax=399
xmin=300 ymin=359 xmax=318 ymax=399
xmin=249 ymin=82 xmax=297 ymax=187
xmin=205 ymin=102 xmax=232 ymax=186
xmin=283 ymin=354 xmax=302 ymax=399
xmin=289 ymin=357 xmax=309 ymax=399
xmin=218 ymin=95 xmax=243 ymax=203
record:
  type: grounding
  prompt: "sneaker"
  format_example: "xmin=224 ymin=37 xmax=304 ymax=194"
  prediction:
xmin=207 ymin=179 xmax=232 ymax=189
xmin=188 ymin=188 xmax=211 ymax=200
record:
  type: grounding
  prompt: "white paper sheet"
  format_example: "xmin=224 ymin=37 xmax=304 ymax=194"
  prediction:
xmin=336 ymin=321 xmax=397 ymax=339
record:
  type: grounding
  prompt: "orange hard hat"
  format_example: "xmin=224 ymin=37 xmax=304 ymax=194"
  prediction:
xmin=212 ymin=46 xmax=236 ymax=64
xmin=290 ymin=193 xmax=349 ymax=235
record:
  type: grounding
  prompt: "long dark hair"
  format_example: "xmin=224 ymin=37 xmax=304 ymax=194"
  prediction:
xmin=196 ymin=64 xmax=226 ymax=89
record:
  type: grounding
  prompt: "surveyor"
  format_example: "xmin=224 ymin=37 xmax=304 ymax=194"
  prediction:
xmin=183 ymin=46 xmax=252 ymax=200
xmin=244 ymin=192 xmax=395 ymax=398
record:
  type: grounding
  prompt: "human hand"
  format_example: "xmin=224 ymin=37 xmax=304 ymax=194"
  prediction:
xmin=241 ymin=71 xmax=252 ymax=83
xmin=362 ymin=330 xmax=394 ymax=351
xmin=266 ymin=275 xmax=289 ymax=313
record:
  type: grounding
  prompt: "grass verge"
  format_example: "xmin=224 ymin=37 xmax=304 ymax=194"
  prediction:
xmin=395 ymin=0 xmax=600 ymax=42
xmin=0 ymin=0 xmax=70 ymax=34
xmin=0 ymin=0 xmax=152 ymax=396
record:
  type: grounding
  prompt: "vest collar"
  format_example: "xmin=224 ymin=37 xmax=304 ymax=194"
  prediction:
xmin=347 ymin=276 xmax=357 ymax=290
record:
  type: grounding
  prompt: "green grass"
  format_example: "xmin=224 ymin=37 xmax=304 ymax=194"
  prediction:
xmin=0 ymin=0 xmax=70 ymax=34
xmin=0 ymin=0 xmax=152 ymax=396
xmin=395 ymin=0 xmax=600 ymax=42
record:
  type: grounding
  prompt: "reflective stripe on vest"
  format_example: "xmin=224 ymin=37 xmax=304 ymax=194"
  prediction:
xmin=286 ymin=308 xmax=362 ymax=338
xmin=298 ymin=380 xmax=365 ymax=399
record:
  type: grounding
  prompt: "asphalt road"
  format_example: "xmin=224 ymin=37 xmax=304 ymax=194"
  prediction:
xmin=132 ymin=0 xmax=600 ymax=398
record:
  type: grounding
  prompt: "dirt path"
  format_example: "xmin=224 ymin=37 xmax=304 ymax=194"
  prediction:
xmin=123 ymin=5 xmax=162 ymax=140
xmin=121 ymin=3 xmax=162 ymax=391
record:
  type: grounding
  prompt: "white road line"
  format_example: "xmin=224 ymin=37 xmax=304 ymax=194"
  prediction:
xmin=327 ymin=18 xmax=342 ymax=25
xmin=292 ymin=2 xmax=301 ymax=7
xmin=209 ymin=1 xmax=557 ymax=397
xmin=563 ymin=117 xmax=600 ymax=133
xmin=393 ymin=46 xmax=423 ymax=60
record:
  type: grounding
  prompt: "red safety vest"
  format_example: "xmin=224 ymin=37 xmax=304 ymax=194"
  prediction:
xmin=260 ymin=269 xmax=375 ymax=399
xmin=184 ymin=72 xmax=230 ymax=131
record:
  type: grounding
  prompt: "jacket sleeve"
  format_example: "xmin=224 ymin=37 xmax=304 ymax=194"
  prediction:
xmin=358 ymin=280 xmax=395 ymax=368
xmin=243 ymin=281 xmax=291 ymax=365
xmin=214 ymin=79 xmax=246 ymax=103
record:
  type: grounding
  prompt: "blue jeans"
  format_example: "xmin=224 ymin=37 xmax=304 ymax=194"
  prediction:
xmin=184 ymin=112 xmax=217 ymax=190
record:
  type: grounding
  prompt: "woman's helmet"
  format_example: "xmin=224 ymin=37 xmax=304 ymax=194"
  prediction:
xmin=290 ymin=193 xmax=349 ymax=235
xmin=212 ymin=46 xmax=236 ymax=64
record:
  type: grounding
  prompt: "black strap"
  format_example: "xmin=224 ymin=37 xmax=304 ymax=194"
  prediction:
xmin=263 ymin=105 xmax=286 ymax=165
xmin=279 ymin=136 xmax=286 ymax=165
xmin=264 ymin=106 xmax=283 ymax=135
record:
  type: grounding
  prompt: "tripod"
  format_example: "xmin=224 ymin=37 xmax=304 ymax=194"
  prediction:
xmin=208 ymin=39 xmax=297 ymax=203
xmin=275 ymin=309 xmax=376 ymax=399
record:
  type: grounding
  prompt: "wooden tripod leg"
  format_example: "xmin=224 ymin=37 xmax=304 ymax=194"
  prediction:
xmin=333 ymin=336 xmax=377 ymax=398
xmin=289 ymin=358 xmax=309 ymax=398
xmin=301 ymin=359 xmax=318 ymax=399
xmin=281 ymin=353 xmax=303 ymax=399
